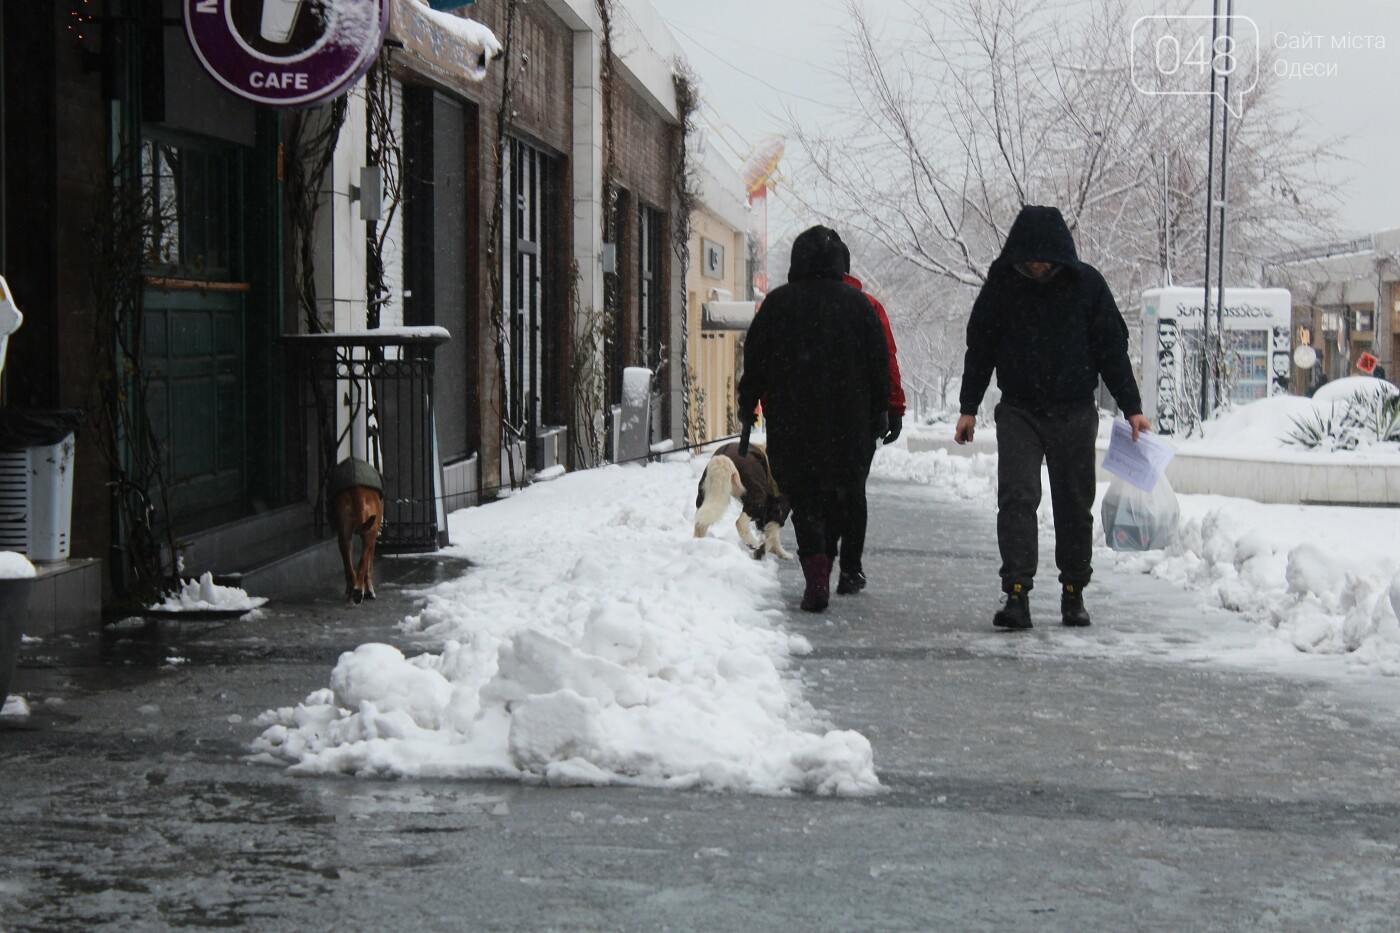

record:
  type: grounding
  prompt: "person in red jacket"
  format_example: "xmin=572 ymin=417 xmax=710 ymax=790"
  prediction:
xmin=825 ymin=237 xmax=906 ymax=595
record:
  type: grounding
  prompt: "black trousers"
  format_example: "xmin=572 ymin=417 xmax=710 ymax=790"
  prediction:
xmin=790 ymin=483 xmax=866 ymax=565
xmin=822 ymin=485 xmax=867 ymax=574
xmin=994 ymin=402 xmax=1098 ymax=593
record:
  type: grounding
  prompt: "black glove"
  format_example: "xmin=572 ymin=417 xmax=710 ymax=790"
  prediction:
xmin=883 ymin=412 xmax=902 ymax=445
xmin=872 ymin=410 xmax=889 ymax=443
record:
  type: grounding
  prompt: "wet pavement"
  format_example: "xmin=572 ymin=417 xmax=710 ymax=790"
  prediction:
xmin=2 ymin=480 xmax=1399 ymax=931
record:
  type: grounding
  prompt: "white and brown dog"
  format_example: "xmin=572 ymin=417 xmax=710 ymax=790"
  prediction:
xmin=694 ymin=442 xmax=793 ymax=559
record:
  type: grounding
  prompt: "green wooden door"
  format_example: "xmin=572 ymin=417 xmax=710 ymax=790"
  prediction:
xmin=140 ymin=134 xmax=248 ymax=529
xmin=143 ymin=290 xmax=245 ymax=525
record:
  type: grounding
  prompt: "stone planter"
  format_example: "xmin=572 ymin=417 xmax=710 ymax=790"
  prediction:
xmin=0 ymin=578 xmax=33 ymax=703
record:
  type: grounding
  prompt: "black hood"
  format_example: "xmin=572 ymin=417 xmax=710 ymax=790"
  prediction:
xmin=995 ymin=206 xmax=1080 ymax=268
xmin=788 ymin=225 xmax=848 ymax=282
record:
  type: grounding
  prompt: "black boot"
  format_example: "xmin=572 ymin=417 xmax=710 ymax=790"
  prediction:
xmin=1061 ymin=584 xmax=1091 ymax=627
xmin=993 ymin=584 xmax=1032 ymax=630
xmin=836 ymin=570 xmax=866 ymax=595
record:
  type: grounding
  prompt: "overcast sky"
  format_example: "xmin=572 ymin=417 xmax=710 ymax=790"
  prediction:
xmin=648 ymin=0 xmax=1400 ymax=244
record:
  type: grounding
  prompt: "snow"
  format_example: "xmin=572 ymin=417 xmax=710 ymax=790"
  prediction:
xmin=403 ymin=0 xmax=502 ymax=81
xmin=253 ymin=414 xmax=1400 ymax=799
xmin=873 ymin=436 xmax=1400 ymax=676
xmin=622 ymin=367 xmax=653 ymax=407
xmin=150 ymin=572 xmax=267 ymax=613
xmin=1185 ymin=387 xmax=1400 ymax=461
xmin=0 ymin=551 xmax=35 ymax=579
xmin=1311 ymin=376 xmax=1398 ymax=405
xmin=254 ymin=459 xmax=879 ymax=796
xmin=1 ymin=695 xmax=29 ymax=717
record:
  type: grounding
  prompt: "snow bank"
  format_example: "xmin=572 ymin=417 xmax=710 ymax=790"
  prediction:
xmin=254 ymin=460 xmax=879 ymax=796
xmin=1184 ymin=384 xmax=1400 ymax=460
xmin=150 ymin=572 xmax=267 ymax=613
xmin=1106 ymin=493 xmax=1400 ymax=674
xmin=870 ymin=442 xmax=997 ymax=502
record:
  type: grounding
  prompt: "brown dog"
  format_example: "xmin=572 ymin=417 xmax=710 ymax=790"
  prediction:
xmin=329 ymin=458 xmax=384 ymax=604
xmin=693 ymin=442 xmax=793 ymax=559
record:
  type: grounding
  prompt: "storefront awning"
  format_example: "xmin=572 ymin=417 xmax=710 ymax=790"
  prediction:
xmin=390 ymin=0 xmax=502 ymax=90
xmin=702 ymin=301 xmax=757 ymax=332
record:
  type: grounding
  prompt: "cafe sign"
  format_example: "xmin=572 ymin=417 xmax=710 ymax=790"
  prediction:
xmin=185 ymin=0 xmax=388 ymax=107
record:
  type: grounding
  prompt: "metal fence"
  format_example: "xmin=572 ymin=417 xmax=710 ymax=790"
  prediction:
xmin=283 ymin=330 xmax=449 ymax=552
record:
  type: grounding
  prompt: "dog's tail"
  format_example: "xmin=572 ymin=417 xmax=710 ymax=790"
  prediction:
xmin=694 ymin=455 xmax=744 ymax=536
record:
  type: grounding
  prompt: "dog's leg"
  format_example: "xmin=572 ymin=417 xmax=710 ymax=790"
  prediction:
xmin=334 ymin=492 xmax=360 ymax=604
xmin=695 ymin=456 xmax=741 ymax=539
xmin=736 ymin=512 xmax=762 ymax=549
xmin=360 ymin=497 xmax=382 ymax=600
xmin=764 ymin=521 xmax=794 ymax=560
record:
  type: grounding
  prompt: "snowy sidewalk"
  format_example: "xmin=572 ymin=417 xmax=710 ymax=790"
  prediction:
xmin=5 ymin=455 xmax=1400 ymax=929
xmin=255 ymin=459 xmax=878 ymax=794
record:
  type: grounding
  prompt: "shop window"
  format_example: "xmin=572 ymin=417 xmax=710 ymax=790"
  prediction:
xmin=500 ymin=137 xmax=562 ymax=462
xmin=141 ymin=137 xmax=233 ymax=279
xmin=638 ymin=204 xmax=666 ymax=375
xmin=1353 ymin=309 xmax=1374 ymax=333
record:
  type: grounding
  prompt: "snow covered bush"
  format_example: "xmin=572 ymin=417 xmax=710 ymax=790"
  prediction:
xmin=1284 ymin=379 xmax=1400 ymax=451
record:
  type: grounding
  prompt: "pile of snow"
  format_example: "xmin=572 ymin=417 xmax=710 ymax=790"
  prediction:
xmin=1186 ymin=380 xmax=1400 ymax=458
xmin=1 ymin=695 xmax=29 ymax=717
xmin=0 ymin=551 xmax=35 ymax=579
xmin=254 ymin=460 xmax=879 ymax=796
xmin=1106 ymin=493 xmax=1400 ymax=674
xmin=151 ymin=572 xmax=267 ymax=613
xmin=871 ymin=442 xmax=996 ymax=503
xmin=1311 ymin=375 xmax=1399 ymax=405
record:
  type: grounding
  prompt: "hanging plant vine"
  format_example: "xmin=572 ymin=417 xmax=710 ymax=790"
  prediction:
xmin=484 ymin=0 xmax=523 ymax=489
xmin=670 ymin=63 xmax=701 ymax=445
xmin=574 ymin=0 xmax=619 ymax=469
xmin=365 ymin=50 xmax=404 ymax=329
xmin=87 ymin=146 xmax=181 ymax=608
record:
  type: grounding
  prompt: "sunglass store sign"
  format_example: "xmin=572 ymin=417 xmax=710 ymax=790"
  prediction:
xmin=185 ymin=0 xmax=388 ymax=107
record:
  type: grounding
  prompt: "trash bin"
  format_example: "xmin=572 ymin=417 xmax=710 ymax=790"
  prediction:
xmin=0 ymin=409 xmax=85 ymax=562
xmin=0 ymin=562 xmax=34 ymax=703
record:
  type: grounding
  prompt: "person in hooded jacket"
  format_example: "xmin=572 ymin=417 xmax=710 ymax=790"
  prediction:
xmin=739 ymin=225 xmax=891 ymax=612
xmin=820 ymin=236 xmax=907 ymax=595
xmin=955 ymin=205 xmax=1150 ymax=630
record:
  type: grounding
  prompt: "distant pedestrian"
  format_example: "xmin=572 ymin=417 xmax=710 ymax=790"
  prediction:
xmin=955 ymin=205 xmax=1149 ymax=630
xmin=1374 ymin=364 xmax=1389 ymax=382
xmin=739 ymin=225 xmax=891 ymax=612
xmin=817 ymin=235 xmax=906 ymax=595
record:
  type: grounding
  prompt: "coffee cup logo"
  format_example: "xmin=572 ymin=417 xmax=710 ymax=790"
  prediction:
xmin=260 ymin=0 xmax=305 ymax=44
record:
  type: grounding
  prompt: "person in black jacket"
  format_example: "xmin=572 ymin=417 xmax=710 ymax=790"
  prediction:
xmin=954 ymin=205 xmax=1150 ymax=630
xmin=739 ymin=225 xmax=891 ymax=612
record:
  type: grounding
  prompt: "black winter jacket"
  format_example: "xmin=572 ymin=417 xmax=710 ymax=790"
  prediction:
xmin=959 ymin=206 xmax=1142 ymax=418
xmin=738 ymin=226 xmax=891 ymax=492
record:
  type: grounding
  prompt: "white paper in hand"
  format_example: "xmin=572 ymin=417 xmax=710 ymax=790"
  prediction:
xmin=1101 ymin=419 xmax=1175 ymax=492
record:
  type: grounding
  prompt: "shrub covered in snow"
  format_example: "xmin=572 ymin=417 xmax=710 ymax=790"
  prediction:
xmin=1285 ymin=379 xmax=1400 ymax=451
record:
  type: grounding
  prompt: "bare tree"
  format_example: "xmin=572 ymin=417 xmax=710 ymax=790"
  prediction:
xmin=791 ymin=0 xmax=1342 ymax=364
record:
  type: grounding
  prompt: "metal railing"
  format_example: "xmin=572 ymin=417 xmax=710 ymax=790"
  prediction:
xmin=283 ymin=329 xmax=450 ymax=552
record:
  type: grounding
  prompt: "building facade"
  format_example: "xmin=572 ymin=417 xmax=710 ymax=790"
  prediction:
xmin=0 ymin=0 xmax=733 ymax=621
xmin=1264 ymin=230 xmax=1400 ymax=393
xmin=685 ymin=141 xmax=751 ymax=445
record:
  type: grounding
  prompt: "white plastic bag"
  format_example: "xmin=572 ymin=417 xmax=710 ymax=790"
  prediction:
xmin=1101 ymin=474 xmax=1179 ymax=551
